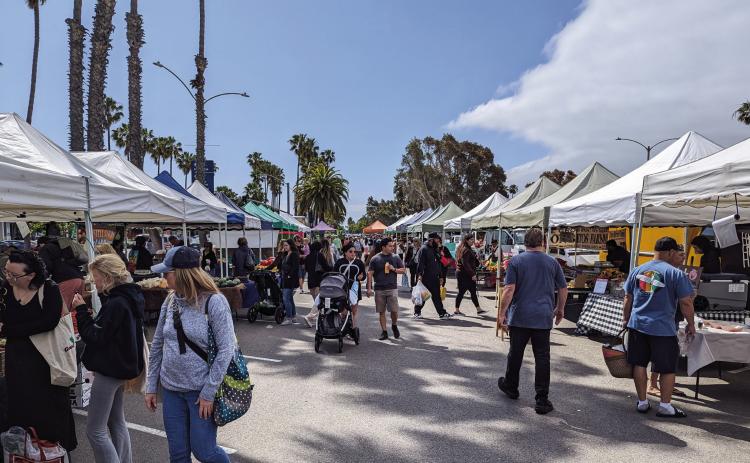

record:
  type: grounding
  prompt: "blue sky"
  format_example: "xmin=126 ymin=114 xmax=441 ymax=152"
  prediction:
xmin=2 ymin=1 xmax=582 ymax=220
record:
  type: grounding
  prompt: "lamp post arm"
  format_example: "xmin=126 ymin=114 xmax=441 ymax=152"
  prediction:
xmin=153 ymin=61 xmax=196 ymax=101
xmin=206 ymin=92 xmax=250 ymax=104
xmin=650 ymin=137 xmax=679 ymax=151
xmin=616 ymin=137 xmax=649 ymax=151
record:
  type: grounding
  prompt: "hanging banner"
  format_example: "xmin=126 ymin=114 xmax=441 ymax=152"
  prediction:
xmin=549 ymin=227 xmax=576 ymax=248
xmin=550 ymin=227 xmax=613 ymax=250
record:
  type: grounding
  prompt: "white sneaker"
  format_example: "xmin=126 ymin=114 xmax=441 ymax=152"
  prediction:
xmin=291 ymin=318 xmax=300 ymax=325
xmin=280 ymin=319 xmax=292 ymax=326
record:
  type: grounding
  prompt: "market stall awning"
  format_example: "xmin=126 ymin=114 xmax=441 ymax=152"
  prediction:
xmin=499 ymin=162 xmax=620 ymax=228
xmin=243 ymin=202 xmax=296 ymax=230
xmin=444 ymin=192 xmax=508 ymax=231
xmin=408 ymin=202 xmax=465 ymax=233
xmin=548 ymin=131 xmax=723 ymax=227
xmin=313 ymin=220 xmax=335 ymax=232
xmin=641 ymin=136 xmax=750 ymax=225
xmin=150 ymin=171 xmax=227 ymax=223
xmin=257 ymin=204 xmax=298 ymax=231
xmin=386 ymin=212 xmax=417 ymax=233
xmin=363 ymin=220 xmax=388 ymax=234
xmin=278 ymin=210 xmax=311 ymax=232
xmin=215 ymin=192 xmax=272 ymax=230
xmin=187 ymin=181 xmax=261 ymax=229
xmin=472 ymin=177 xmax=561 ymax=229
xmin=0 ymin=113 xmax=195 ymax=223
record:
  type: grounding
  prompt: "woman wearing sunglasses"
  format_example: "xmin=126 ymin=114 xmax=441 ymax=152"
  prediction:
xmin=0 ymin=251 xmax=77 ymax=454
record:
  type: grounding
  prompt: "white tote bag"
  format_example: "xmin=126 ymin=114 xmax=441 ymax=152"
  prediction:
xmin=29 ymin=288 xmax=77 ymax=387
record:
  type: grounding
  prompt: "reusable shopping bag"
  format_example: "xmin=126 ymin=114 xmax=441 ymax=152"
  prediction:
xmin=29 ymin=288 xmax=77 ymax=387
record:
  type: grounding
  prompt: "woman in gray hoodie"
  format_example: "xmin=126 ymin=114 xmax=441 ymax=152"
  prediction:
xmin=145 ymin=246 xmax=235 ymax=463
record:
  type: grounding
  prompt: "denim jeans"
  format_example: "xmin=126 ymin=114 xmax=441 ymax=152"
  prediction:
xmin=282 ymin=288 xmax=297 ymax=318
xmin=162 ymin=388 xmax=229 ymax=463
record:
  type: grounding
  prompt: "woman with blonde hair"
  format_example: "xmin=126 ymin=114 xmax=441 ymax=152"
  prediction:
xmin=72 ymin=254 xmax=145 ymax=462
xmin=144 ymin=246 xmax=235 ymax=463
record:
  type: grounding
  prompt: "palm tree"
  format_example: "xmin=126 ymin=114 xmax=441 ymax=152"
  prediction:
xmin=126 ymin=0 xmax=145 ymax=168
xmin=25 ymin=0 xmax=47 ymax=124
xmin=161 ymin=136 xmax=180 ymax=176
xmin=66 ymin=0 xmax=85 ymax=151
xmin=86 ymin=0 xmax=117 ymax=151
xmin=192 ymin=0 xmax=208 ymax=184
xmin=150 ymin=136 xmax=168 ymax=174
xmin=320 ymin=149 xmax=335 ymax=165
xmin=176 ymin=150 xmax=195 ymax=187
xmin=288 ymin=133 xmax=308 ymax=189
xmin=112 ymin=124 xmax=129 ymax=152
xmin=508 ymin=184 xmax=518 ymax=196
xmin=103 ymin=96 xmax=124 ymax=150
xmin=735 ymin=101 xmax=750 ymax=126
xmin=295 ymin=163 xmax=349 ymax=225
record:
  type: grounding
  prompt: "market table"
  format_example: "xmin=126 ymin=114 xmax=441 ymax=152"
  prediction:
xmin=475 ymin=270 xmax=497 ymax=289
xmin=680 ymin=326 xmax=750 ymax=397
xmin=575 ymin=293 xmax=750 ymax=336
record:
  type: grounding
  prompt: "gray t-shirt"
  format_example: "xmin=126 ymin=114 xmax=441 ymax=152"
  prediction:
xmin=504 ymin=251 xmax=566 ymax=330
xmin=369 ymin=253 xmax=404 ymax=290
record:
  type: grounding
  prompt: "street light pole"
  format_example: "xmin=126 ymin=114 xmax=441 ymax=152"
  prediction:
xmin=153 ymin=60 xmax=249 ymax=184
xmin=615 ymin=136 xmax=679 ymax=162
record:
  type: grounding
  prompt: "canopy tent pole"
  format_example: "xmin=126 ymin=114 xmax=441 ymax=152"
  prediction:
xmin=546 ymin=223 xmax=552 ymax=255
xmin=224 ymin=222 xmax=230 ymax=277
xmin=217 ymin=223 xmax=224 ymax=278
xmin=83 ymin=177 xmax=101 ymax=312
xmin=258 ymin=228 xmax=262 ymax=261
xmin=181 ymin=198 xmax=188 ymax=248
xmin=630 ymin=193 xmax=644 ymax=269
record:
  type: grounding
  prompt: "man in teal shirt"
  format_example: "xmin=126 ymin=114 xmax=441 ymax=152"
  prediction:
xmin=623 ymin=237 xmax=695 ymax=418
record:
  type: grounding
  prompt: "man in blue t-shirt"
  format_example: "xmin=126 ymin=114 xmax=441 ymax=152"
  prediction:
xmin=623 ymin=237 xmax=695 ymax=418
xmin=497 ymin=228 xmax=568 ymax=415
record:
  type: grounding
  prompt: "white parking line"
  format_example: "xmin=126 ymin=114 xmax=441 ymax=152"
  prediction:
xmin=243 ymin=355 xmax=282 ymax=363
xmin=72 ymin=409 xmax=237 ymax=455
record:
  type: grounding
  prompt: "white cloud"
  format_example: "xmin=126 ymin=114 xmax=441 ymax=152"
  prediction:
xmin=450 ymin=0 xmax=750 ymax=186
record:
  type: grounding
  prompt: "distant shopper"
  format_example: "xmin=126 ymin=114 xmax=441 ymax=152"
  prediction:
xmin=414 ymin=233 xmax=452 ymax=320
xmin=145 ymin=246 xmax=234 ymax=463
xmin=38 ymin=235 xmax=86 ymax=311
xmin=622 ymin=237 xmax=695 ymax=418
xmin=406 ymin=238 xmax=421 ymax=288
xmin=232 ymin=237 xmax=256 ymax=279
xmin=454 ymin=234 xmax=486 ymax=316
xmin=274 ymin=240 xmax=300 ymax=326
xmin=690 ymin=235 xmax=721 ymax=274
xmin=606 ymin=240 xmax=631 ymax=274
xmin=201 ymin=242 xmax=218 ymax=277
xmin=297 ymin=236 xmax=309 ymax=292
xmin=367 ymin=238 xmax=406 ymax=340
xmin=497 ymin=228 xmax=567 ymax=415
xmin=129 ymin=236 xmax=154 ymax=272
xmin=73 ymin=255 xmax=145 ymax=463
xmin=335 ymin=243 xmax=366 ymax=329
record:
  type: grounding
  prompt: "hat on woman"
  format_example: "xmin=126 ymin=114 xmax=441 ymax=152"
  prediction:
xmin=151 ymin=246 xmax=201 ymax=273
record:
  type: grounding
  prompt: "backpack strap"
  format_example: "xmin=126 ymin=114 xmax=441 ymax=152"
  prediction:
xmin=172 ymin=295 xmax=210 ymax=363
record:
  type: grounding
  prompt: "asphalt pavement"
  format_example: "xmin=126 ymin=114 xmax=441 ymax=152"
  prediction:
xmin=69 ymin=279 xmax=750 ymax=462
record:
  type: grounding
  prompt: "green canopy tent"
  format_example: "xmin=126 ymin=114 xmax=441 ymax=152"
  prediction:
xmin=243 ymin=202 xmax=297 ymax=231
xmin=408 ymin=202 xmax=465 ymax=234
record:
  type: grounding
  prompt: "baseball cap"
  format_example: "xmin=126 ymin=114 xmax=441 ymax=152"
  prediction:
xmin=151 ymin=246 xmax=201 ymax=273
xmin=654 ymin=237 xmax=681 ymax=252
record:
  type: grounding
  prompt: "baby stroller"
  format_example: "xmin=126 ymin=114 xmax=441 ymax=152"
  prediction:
xmin=315 ymin=273 xmax=360 ymax=353
xmin=247 ymin=270 xmax=285 ymax=324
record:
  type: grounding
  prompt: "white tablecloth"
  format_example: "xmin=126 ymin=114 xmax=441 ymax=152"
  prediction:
xmin=683 ymin=328 xmax=750 ymax=375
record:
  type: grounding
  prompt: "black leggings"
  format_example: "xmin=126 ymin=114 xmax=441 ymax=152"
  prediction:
xmin=455 ymin=271 xmax=479 ymax=309
xmin=409 ymin=265 xmax=418 ymax=287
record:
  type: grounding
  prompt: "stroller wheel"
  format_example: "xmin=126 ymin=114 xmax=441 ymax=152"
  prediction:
xmin=314 ymin=335 xmax=322 ymax=353
xmin=274 ymin=306 xmax=285 ymax=324
xmin=247 ymin=309 xmax=258 ymax=323
xmin=338 ymin=337 xmax=344 ymax=353
xmin=353 ymin=328 xmax=360 ymax=345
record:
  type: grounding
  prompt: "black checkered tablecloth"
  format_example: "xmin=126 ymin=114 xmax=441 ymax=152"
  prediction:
xmin=696 ymin=311 xmax=750 ymax=323
xmin=575 ymin=293 xmax=625 ymax=337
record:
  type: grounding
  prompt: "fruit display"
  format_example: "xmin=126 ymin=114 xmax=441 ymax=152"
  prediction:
xmin=213 ymin=277 xmax=242 ymax=288
xmin=598 ymin=268 xmax=626 ymax=280
xmin=256 ymin=257 xmax=278 ymax=271
xmin=137 ymin=277 xmax=168 ymax=289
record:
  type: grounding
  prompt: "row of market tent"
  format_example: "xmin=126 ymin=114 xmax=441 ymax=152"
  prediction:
xmin=0 ymin=112 xmax=318 ymax=235
xmin=386 ymin=130 xmax=750 ymax=262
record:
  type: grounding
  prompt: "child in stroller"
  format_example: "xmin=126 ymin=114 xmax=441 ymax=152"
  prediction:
xmin=246 ymin=270 xmax=286 ymax=324
xmin=314 ymin=273 xmax=360 ymax=352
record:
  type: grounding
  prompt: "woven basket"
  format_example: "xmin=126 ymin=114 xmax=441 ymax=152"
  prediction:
xmin=602 ymin=329 xmax=632 ymax=378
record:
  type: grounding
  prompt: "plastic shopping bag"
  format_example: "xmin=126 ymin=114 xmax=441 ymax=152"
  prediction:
xmin=412 ymin=281 xmax=431 ymax=306
xmin=1 ymin=426 xmax=68 ymax=462
xmin=349 ymin=281 xmax=360 ymax=306
xmin=440 ymin=286 xmax=447 ymax=301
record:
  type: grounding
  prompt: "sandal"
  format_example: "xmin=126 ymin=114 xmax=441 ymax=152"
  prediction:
xmin=656 ymin=406 xmax=687 ymax=418
xmin=453 ymin=311 xmax=465 ymax=316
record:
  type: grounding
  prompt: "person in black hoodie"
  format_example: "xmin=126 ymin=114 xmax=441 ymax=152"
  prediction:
xmin=269 ymin=239 xmax=300 ymax=325
xmin=232 ymin=237 xmax=256 ymax=280
xmin=37 ymin=235 xmax=86 ymax=313
xmin=72 ymin=254 xmax=145 ymax=463
xmin=414 ymin=233 xmax=453 ymax=320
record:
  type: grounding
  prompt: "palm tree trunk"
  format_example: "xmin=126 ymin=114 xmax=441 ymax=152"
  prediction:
xmin=126 ymin=0 xmax=144 ymax=168
xmin=194 ymin=0 xmax=207 ymax=184
xmin=86 ymin=0 xmax=117 ymax=152
xmin=295 ymin=159 xmax=300 ymax=215
xmin=107 ymin=126 xmax=111 ymax=150
xmin=26 ymin=1 xmax=40 ymax=124
xmin=67 ymin=0 xmax=85 ymax=151
xmin=184 ymin=172 xmax=188 ymax=188
xmin=170 ymin=157 xmax=173 ymax=176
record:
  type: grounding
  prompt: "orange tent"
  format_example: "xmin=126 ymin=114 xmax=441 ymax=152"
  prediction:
xmin=363 ymin=220 xmax=388 ymax=234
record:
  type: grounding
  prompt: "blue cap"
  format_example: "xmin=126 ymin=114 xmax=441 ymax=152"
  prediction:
xmin=151 ymin=246 xmax=200 ymax=273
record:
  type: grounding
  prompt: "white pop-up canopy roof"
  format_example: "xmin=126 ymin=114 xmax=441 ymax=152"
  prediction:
xmin=188 ymin=181 xmax=261 ymax=228
xmin=444 ymin=192 xmax=508 ymax=231
xmin=408 ymin=204 xmax=448 ymax=233
xmin=500 ymin=162 xmax=620 ymax=228
xmin=72 ymin=151 xmax=225 ymax=223
xmin=548 ymin=131 xmax=723 ymax=227
xmin=641 ymin=137 xmax=750 ymax=225
xmin=472 ymin=177 xmax=561 ymax=229
xmin=278 ymin=210 xmax=311 ymax=232
xmin=0 ymin=113 xmax=196 ymax=223
xmin=393 ymin=208 xmax=434 ymax=233
xmin=386 ymin=212 xmax=417 ymax=233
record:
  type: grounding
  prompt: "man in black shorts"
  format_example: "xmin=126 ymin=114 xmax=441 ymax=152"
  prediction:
xmin=622 ymin=237 xmax=695 ymax=418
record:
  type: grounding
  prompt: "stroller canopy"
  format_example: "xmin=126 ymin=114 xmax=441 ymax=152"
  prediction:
xmin=319 ymin=273 xmax=349 ymax=299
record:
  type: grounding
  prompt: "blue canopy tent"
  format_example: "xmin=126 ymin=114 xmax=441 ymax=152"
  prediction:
xmin=215 ymin=191 xmax=275 ymax=258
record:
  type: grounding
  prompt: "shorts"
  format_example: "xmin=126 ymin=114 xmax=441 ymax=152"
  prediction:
xmin=626 ymin=329 xmax=679 ymax=374
xmin=299 ymin=266 xmax=306 ymax=279
xmin=374 ymin=289 xmax=399 ymax=313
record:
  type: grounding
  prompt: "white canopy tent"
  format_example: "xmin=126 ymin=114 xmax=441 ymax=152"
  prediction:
xmin=278 ymin=210 xmax=310 ymax=232
xmin=187 ymin=180 xmax=261 ymax=229
xmin=472 ymin=177 xmax=561 ymax=229
xmin=393 ymin=208 xmax=434 ymax=233
xmin=640 ymin=136 xmax=750 ymax=226
xmin=499 ymin=162 xmax=620 ymax=228
xmin=407 ymin=204 xmax=448 ymax=233
xmin=548 ymin=131 xmax=723 ymax=227
xmin=386 ymin=212 xmax=417 ymax=233
xmin=444 ymin=192 xmax=508 ymax=231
